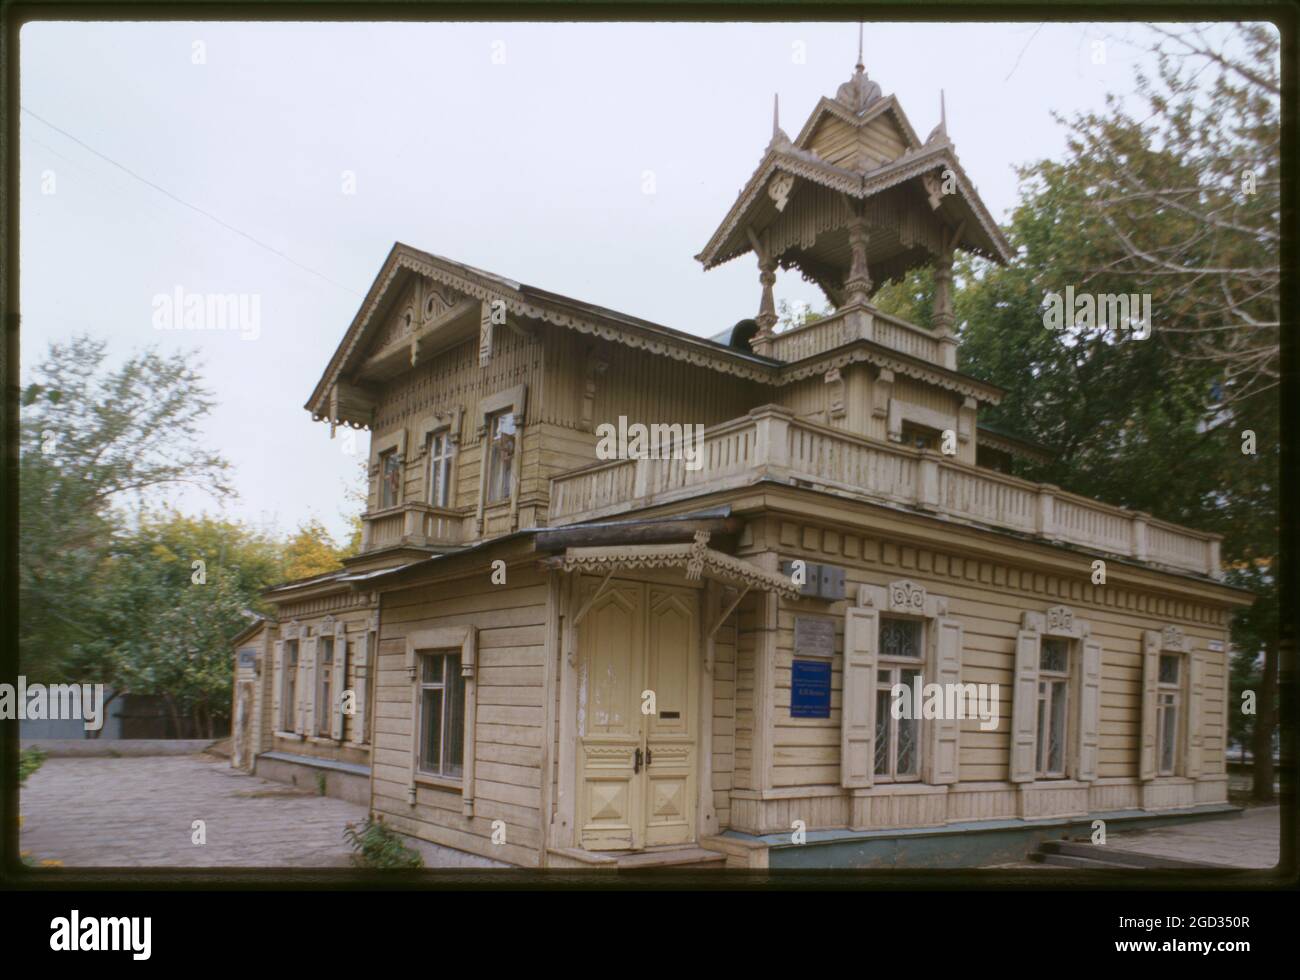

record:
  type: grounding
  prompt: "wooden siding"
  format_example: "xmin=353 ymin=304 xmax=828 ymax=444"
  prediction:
xmin=722 ymin=511 xmax=1235 ymax=833
xmin=371 ymin=565 xmax=550 ymax=867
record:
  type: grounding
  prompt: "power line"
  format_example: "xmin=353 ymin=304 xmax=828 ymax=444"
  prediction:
xmin=21 ymin=105 xmax=362 ymax=297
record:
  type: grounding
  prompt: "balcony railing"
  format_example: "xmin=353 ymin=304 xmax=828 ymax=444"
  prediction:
xmin=359 ymin=502 xmax=463 ymax=553
xmin=765 ymin=304 xmax=949 ymax=367
xmin=547 ymin=406 xmax=1222 ymax=579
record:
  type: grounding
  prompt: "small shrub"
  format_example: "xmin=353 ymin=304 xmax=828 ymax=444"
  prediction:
xmin=316 ymin=772 xmax=327 ymax=796
xmin=19 ymin=748 xmax=47 ymax=787
xmin=343 ymin=817 xmax=424 ymax=869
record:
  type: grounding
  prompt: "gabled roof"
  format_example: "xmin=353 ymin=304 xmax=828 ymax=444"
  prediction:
xmin=305 ymin=243 xmax=785 ymax=425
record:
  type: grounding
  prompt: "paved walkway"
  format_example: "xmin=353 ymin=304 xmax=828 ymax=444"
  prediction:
xmin=1104 ymin=806 xmax=1280 ymax=869
xmin=21 ymin=754 xmax=366 ymax=867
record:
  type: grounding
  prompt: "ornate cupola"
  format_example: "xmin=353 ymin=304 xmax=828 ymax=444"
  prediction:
xmin=696 ymin=42 xmax=1012 ymax=367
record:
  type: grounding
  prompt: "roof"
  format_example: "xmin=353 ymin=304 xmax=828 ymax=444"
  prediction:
xmin=306 ymin=242 xmax=1004 ymax=426
xmin=694 ymin=66 xmax=1012 ymax=280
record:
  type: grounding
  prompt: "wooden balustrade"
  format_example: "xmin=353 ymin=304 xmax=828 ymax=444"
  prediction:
xmin=764 ymin=304 xmax=945 ymax=366
xmin=547 ymin=407 xmax=1221 ymax=578
xmin=359 ymin=502 xmax=463 ymax=552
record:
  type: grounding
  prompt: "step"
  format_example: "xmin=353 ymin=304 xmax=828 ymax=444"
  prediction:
xmin=1039 ymin=839 xmax=1222 ymax=869
xmin=546 ymin=845 xmax=727 ymax=870
xmin=616 ymin=847 xmax=728 ymax=870
xmin=1033 ymin=852 xmax=1135 ymax=870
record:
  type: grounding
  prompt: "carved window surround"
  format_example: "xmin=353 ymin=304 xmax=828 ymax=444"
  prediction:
xmin=843 ymin=579 xmax=963 ymax=802
xmin=1012 ymin=606 xmax=1102 ymax=791
xmin=415 ymin=407 xmax=463 ymax=454
xmin=405 ymin=625 xmax=479 ymax=815
xmin=1141 ymin=624 xmax=1204 ymax=784
xmin=369 ymin=429 xmax=408 ymax=475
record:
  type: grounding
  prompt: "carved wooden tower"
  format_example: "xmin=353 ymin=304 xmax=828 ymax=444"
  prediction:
xmin=695 ymin=52 xmax=1012 ymax=368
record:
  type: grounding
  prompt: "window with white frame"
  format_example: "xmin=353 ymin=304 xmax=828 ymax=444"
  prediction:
xmin=426 ymin=429 xmax=453 ymax=508
xmin=418 ymin=650 xmax=466 ymax=778
xmin=1035 ymin=637 xmax=1070 ymax=778
xmin=485 ymin=410 xmax=516 ymax=504
xmin=317 ymin=636 xmax=334 ymax=737
xmin=281 ymin=639 xmax=299 ymax=731
xmin=1157 ymin=653 xmax=1182 ymax=776
xmin=874 ymin=616 xmax=923 ymax=781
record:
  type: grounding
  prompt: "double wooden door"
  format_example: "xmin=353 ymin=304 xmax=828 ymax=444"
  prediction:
xmin=576 ymin=579 xmax=699 ymax=851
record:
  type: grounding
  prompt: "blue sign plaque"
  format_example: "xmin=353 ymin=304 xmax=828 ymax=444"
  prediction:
xmin=791 ymin=660 xmax=831 ymax=718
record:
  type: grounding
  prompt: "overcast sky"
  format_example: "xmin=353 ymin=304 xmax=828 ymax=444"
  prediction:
xmin=19 ymin=20 xmax=1252 ymax=542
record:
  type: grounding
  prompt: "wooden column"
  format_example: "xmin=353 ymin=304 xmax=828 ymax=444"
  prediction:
xmin=843 ymin=212 xmax=873 ymax=305
xmin=933 ymin=250 xmax=958 ymax=369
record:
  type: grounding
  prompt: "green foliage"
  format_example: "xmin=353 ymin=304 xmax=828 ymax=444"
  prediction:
xmin=19 ymin=336 xmax=232 ymax=684
xmin=343 ymin=818 xmax=424 ymax=869
xmin=19 ymin=747 xmax=47 ymax=787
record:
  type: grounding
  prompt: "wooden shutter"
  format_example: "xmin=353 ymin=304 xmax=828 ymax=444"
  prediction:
xmin=1139 ymin=631 xmax=1160 ymax=780
xmin=299 ymin=635 xmax=317 ymax=736
xmin=272 ymin=640 xmax=284 ymax=733
xmin=841 ymin=606 xmax=879 ymax=788
xmin=1010 ymin=630 xmax=1040 ymax=782
xmin=1076 ymin=639 xmax=1102 ymax=782
xmin=924 ymin=616 xmax=963 ymax=785
xmin=350 ymin=631 xmax=370 ymax=746
xmin=1185 ymin=650 xmax=1205 ymax=778
xmin=331 ymin=622 xmax=347 ymax=741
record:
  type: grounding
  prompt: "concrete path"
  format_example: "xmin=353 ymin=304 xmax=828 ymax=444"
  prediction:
xmin=21 ymin=754 xmax=366 ymax=867
xmin=1103 ymin=806 xmax=1280 ymax=869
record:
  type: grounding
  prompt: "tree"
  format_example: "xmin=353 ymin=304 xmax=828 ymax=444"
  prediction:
xmin=873 ymin=23 xmax=1279 ymax=798
xmin=19 ymin=336 xmax=231 ymax=683
xmin=281 ymin=518 xmax=347 ymax=582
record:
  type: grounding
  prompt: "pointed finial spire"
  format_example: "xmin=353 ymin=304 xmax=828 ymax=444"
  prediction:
xmin=926 ymin=89 xmax=949 ymax=144
xmin=769 ymin=91 xmax=791 ymax=148
xmin=856 ymin=22 xmax=864 ymax=73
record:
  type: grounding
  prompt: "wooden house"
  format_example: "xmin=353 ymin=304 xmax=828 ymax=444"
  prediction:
xmin=233 ymin=59 xmax=1251 ymax=868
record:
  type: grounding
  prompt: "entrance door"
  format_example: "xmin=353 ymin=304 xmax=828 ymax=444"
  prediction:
xmin=576 ymin=579 xmax=699 ymax=851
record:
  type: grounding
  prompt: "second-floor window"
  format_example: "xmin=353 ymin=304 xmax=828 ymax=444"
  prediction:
xmin=427 ymin=430 xmax=453 ymax=508
xmin=380 ymin=449 xmax=401 ymax=509
xmin=486 ymin=410 xmax=516 ymax=504
xmin=901 ymin=421 xmax=942 ymax=452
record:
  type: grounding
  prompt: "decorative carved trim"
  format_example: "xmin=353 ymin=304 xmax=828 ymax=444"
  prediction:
xmin=825 ymin=368 xmax=846 ymax=420
xmin=545 ymin=543 xmax=801 ymax=600
xmin=1022 ymin=605 xmax=1090 ymax=639
xmin=1160 ymin=625 xmax=1193 ymax=653
xmin=858 ymin=580 xmax=947 ymax=618
xmin=779 ymin=341 xmax=1002 ymax=404
xmin=889 ymin=579 xmax=927 ymax=614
